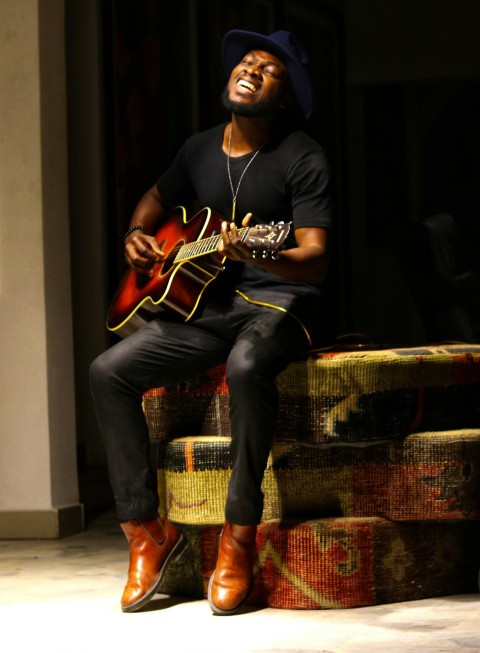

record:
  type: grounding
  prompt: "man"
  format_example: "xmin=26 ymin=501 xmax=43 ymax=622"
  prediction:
xmin=90 ymin=28 xmax=333 ymax=616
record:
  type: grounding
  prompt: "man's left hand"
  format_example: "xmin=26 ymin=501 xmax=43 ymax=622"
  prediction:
xmin=217 ymin=213 xmax=254 ymax=262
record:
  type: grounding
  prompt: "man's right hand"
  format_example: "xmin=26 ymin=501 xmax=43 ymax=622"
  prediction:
xmin=124 ymin=232 xmax=165 ymax=277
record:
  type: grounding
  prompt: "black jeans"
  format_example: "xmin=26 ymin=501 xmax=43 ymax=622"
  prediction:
xmin=89 ymin=294 xmax=309 ymax=525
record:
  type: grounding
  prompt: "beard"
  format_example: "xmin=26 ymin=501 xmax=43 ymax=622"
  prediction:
xmin=221 ymin=87 xmax=278 ymax=117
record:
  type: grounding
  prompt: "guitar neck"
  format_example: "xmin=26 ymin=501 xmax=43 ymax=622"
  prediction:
xmin=174 ymin=227 xmax=249 ymax=263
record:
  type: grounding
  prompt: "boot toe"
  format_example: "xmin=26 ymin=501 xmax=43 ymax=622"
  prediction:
xmin=120 ymin=573 xmax=161 ymax=612
xmin=207 ymin=570 xmax=252 ymax=615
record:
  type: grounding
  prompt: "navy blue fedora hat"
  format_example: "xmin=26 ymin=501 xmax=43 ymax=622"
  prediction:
xmin=221 ymin=29 xmax=314 ymax=121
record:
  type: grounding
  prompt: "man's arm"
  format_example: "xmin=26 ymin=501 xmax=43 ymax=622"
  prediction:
xmin=124 ymin=185 xmax=167 ymax=276
xmin=218 ymin=216 xmax=329 ymax=284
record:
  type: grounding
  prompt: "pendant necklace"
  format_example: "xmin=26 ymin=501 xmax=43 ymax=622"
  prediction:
xmin=227 ymin=124 xmax=263 ymax=222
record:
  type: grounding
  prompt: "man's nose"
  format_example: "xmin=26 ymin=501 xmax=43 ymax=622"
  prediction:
xmin=244 ymin=63 xmax=260 ymax=76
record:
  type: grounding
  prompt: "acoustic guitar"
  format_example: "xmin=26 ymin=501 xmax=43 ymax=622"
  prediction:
xmin=106 ymin=206 xmax=291 ymax=337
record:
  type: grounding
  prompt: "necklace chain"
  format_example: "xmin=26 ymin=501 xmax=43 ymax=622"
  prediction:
xmin=227 ymin=125 xmax=262 ymax=220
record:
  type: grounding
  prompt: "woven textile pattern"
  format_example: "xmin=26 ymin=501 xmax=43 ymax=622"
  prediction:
xmin=143 ymin=345 xmax=480 ymax=444
xmin=159 ymin=517 xmax=480 ymax=609
xmin=145 ymin=345 xmax=480 ymax=609
xmin=157 ymin=431 xmax=480 ymax=524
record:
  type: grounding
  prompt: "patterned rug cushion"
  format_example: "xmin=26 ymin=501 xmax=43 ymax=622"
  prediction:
xmin=157 ymin=430 xmax=480 ymax=524
xmin=144 ymin=345 xmax=480 ymax=444
xmin=158 ymin=517 xmax=480 ymax=609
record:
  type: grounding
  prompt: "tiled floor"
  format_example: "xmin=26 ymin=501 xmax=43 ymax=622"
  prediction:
xmin=1 ymin=509 xmax=480 ymax=653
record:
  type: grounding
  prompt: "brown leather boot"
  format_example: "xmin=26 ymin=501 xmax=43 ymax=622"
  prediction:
xmin=119 ymin=516 xmax=186 ymax=613
xmin=207 ymin=522 xmax=257 ymax=615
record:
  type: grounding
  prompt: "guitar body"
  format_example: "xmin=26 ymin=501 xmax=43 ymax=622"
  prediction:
xmin=107 ymin=207 xmax=225 ymax=337
xmin=106 ymin=205 xmax=291 ymax=338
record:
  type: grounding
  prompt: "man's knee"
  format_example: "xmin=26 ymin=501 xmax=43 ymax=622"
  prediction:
xmin=226 ymin=356 xmax=273 ymax=396
xmin=89 ymin=349 xmax=116 ymax=393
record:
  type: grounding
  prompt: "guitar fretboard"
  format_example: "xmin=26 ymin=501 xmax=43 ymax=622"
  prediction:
xmin=173 ymin=227 xmax=249 ymax=263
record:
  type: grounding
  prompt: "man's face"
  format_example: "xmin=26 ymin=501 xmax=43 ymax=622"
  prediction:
xmin=223 ymin=49 xmax=290 ymax=117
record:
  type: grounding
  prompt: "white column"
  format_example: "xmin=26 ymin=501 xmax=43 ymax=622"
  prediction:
xmin=0 ymin=0 xmax=83 ymax=537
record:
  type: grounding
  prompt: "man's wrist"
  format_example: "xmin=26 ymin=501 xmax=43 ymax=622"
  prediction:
xmin=124 ymin=225 xmax=146 ymax=241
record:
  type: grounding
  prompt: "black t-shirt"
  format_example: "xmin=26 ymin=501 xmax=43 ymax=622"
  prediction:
xmin=156 ymin=123 xmax=333 ymax=343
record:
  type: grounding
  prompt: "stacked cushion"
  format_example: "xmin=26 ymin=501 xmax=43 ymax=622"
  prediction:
xmin=143 ymin=344 xmax=480 ymax=608
xmin=158 ymin=517 xmax=480 ymax=609
xmin=144 ymin=345 xmax=480 ymax=444
xmin=157 ymin=430 xmax=480 ymax=524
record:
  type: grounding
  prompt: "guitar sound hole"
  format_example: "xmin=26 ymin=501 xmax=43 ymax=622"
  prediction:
xmin=160 ymin=239 xmax=184 ymax=275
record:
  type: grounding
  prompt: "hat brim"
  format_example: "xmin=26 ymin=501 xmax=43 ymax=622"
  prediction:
xmin=221 ymin=29 xmax=313 ymax=121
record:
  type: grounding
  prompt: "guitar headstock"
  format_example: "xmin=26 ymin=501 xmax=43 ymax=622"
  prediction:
xmin=243 ymin=222 xmax=291 ymax=259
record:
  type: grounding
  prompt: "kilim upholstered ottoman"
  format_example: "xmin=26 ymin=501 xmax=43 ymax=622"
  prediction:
xmin=142 ymin=344 xmax=480 ymax=608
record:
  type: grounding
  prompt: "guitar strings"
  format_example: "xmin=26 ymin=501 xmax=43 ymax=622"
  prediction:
xmin=160 ymin=226 xmax=250 ymax=263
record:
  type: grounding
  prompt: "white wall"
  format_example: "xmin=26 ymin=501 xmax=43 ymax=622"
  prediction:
xmin=0 ymin=0 xmax=82 ymax=537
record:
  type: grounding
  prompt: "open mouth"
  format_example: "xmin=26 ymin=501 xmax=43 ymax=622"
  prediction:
xmin=237 ymin=79 xmax=257 ymax=94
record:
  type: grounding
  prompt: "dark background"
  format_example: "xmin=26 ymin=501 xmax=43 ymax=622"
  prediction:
xmin=65 ymin=0 xmax=480 ymax=515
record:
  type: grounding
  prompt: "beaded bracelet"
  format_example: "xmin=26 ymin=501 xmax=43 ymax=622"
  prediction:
xmin=124 ymin=225 xmax=146 ymax=241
